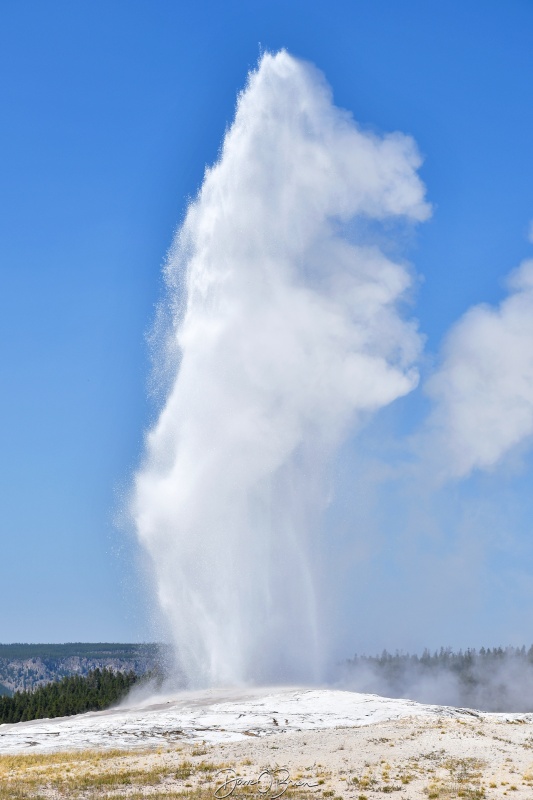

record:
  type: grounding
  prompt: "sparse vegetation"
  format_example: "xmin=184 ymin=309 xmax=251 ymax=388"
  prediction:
xmin=423 ymin=757 xmax=486 ymax=799
xmin=0 ymin=747 xmax=327 ymax=800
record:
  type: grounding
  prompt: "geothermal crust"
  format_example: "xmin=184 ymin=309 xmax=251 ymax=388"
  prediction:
xmin=1 ymin=686 xmax=531 ymax=754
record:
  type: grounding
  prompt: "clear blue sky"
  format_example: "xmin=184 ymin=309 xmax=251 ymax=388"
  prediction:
xmin=1 ymin=0 xmax=533 ymax=647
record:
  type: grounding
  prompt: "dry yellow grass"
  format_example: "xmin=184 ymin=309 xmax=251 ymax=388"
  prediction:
xmin=2 ymin=716 xmax=533 ymax=799
xmin=0 ymin=747 xmax=320 ymax=800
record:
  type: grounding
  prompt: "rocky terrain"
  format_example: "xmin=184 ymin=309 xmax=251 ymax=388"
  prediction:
xmin=0 ymin=643 xmax=159 ymax=694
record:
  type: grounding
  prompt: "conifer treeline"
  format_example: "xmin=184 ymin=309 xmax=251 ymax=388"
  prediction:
xmin=0 ymin=668 xmax=138 ymax=724
xmin=345 ymin=645 xmax=533 ymax=711
xmin=349 ymin=645 xmax=533 ymax=675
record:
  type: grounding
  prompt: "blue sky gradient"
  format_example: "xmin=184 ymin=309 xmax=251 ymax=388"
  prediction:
xmin=1 ymin=0 xmax=533 ymax=647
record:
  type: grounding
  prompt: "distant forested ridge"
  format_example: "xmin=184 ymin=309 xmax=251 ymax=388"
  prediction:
xmin=343 ymin=645 xmax=533 ymax=711
xmin=0 ymin=643 xmax=161 ymax=694
xmin=0 ymin=668 xmax=138 ymax=723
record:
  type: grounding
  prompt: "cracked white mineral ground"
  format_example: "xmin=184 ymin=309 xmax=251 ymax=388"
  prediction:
xmin=0 ymin=687 xmax=518 ymax=754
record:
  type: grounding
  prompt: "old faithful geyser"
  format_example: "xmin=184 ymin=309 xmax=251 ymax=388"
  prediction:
xmin=133 ymin=51 xmax=430 ymax=687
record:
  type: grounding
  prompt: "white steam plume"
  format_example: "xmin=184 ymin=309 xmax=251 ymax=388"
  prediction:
xmin=133 ymin=50 xmax=429 ymax=687
xmin=426 ymin=258 xmax=533 ymax=478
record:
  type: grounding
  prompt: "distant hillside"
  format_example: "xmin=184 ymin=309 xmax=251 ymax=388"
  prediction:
xmin=0 ymin=643 xmax=161 ymax=693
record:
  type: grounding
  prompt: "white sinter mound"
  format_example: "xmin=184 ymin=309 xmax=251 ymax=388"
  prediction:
xmin=0 ymin=687 xmax=529 ymax=755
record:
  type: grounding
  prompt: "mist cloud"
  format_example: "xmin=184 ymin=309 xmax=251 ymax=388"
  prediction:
xmin=425 ymin=258 xmax=533 ymax=478
xmin=132 ymin=49 xmax=533 ymax=701
xmin=133 ymin=50 xmax=430 ymax=687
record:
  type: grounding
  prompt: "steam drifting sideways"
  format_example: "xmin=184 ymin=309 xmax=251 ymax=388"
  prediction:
xmin=132 ymin=50 xmax=430 ymax=688
xmin=427 ymin=258 xmax=533 ymax=478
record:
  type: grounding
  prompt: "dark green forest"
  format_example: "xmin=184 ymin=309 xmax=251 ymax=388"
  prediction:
xmin=0 ymin=668 xmax=138 ymax=724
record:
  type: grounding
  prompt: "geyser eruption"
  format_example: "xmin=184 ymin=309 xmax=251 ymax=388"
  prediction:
xmin=133 ymin=50 xmax=430 ymax=687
